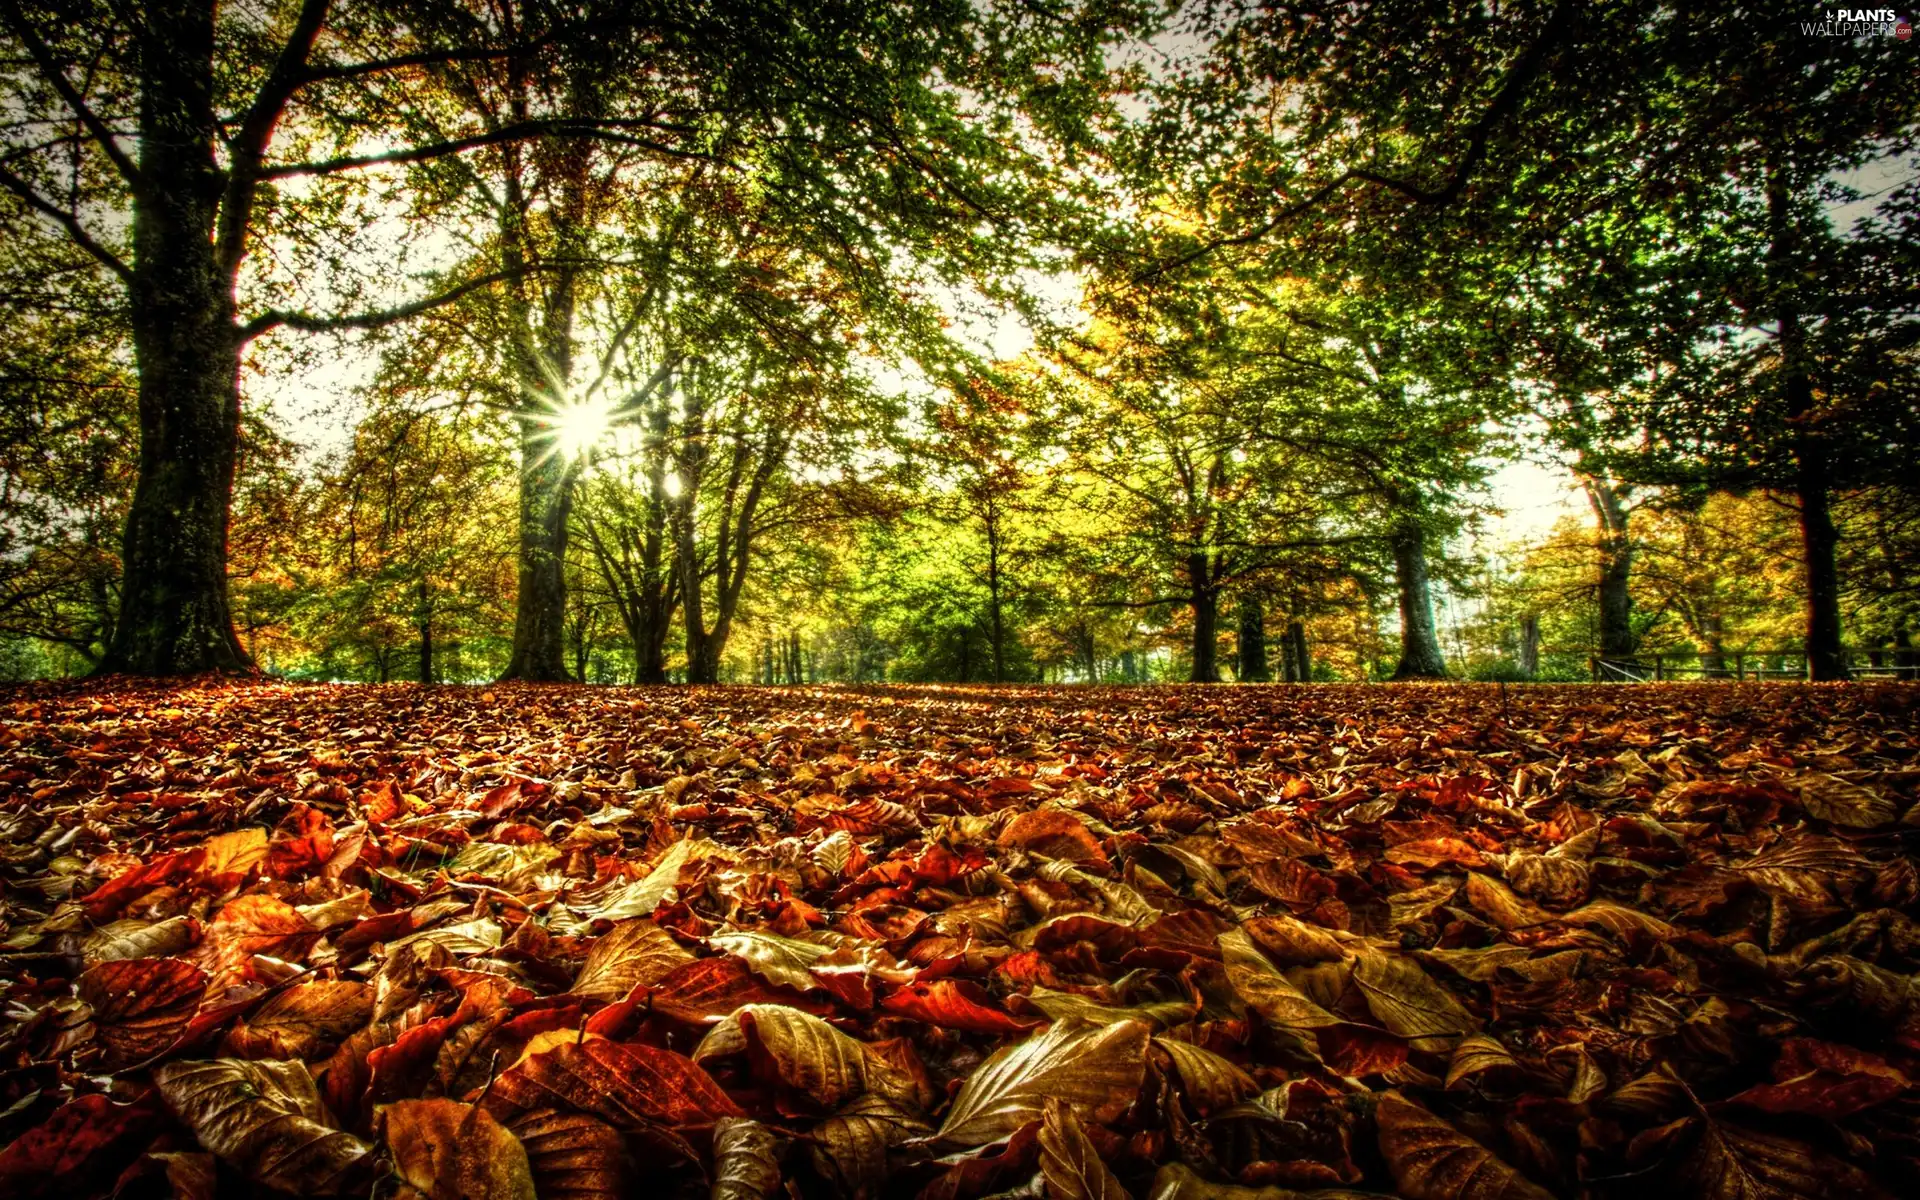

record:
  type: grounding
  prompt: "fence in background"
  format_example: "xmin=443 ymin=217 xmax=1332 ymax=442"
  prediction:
xmin=1585 ymin=648 xmax=1919 ymax=682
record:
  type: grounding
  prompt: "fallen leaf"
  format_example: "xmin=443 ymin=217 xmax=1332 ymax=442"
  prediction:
xmin=384 ymin=1097 xmax=536 ymax=1200
xmin=1039 ymin=1095 xmax=1132 ymax=1200
xmin=1375 ymin=1091 xmax=1552 ymax=1200
xmin=1795 ymin=773 xmax=1898 ymax=828
xmin=505 ymin=1109 xmax=631 ymax=1200
xmin=568 ymin=919 xmax=693 ymax=1001
xmin=712 ymin=1116 xmax=785 ymax=1200
xmin=75 ymin=956 xmax=208 ymax=1068
xmin=223 ymin=979 xmax=372 ymax=1060
xmin=153 ymin=1057 xmax=371 ymax=1194
xmin=937 ymin=1018 xmax=1150 ymax=1146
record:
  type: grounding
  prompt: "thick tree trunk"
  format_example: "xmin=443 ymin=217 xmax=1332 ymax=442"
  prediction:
xmin=1189 ymin=553 xmax=1220 ymax=682
xmin=1390 ymin=517 xmax=1448 ymax=679
xmin=1794 ymin=452 xmax=1848 ymax=680
xmin=1700 ymin=616 xmax=1727 ymax=679
xmin=1583 ymin=477 xmax=1636 ymax=667
xmin=1236 ymin=596 xmax=1270 ymax=682
xmin=1519 ymin=614 xmax=1541 ymax=677
xmin=98 ymin=0 xmax=250 ymax=676
xmin=1288 ymin=619 xmax=1310 ymax=683
xmin=503 ymin=422 xmax=575 ymax=680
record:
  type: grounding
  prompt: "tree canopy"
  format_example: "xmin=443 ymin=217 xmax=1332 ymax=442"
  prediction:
xmin=1 ymin=0 xmax=1914 ymax=684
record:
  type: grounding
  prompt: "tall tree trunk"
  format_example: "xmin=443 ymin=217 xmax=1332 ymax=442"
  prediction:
xmin=1287 ymin=619 xmax=1310 ymax=683
xmin=99 ymin=0 xmax=250 ymax=675
xmin=1237 ymin=595 xmax=1270 ymax=681
xmin=1583 ymin=476 xmax=1636 ymax=667
xmin=499 ymin=77 xmax=589 ymax=681
xmin=1519 ymin=614 xmax=1541 ymax=677
xmin=636 ymin=407 xmax=677 ymax=683
xmin=1390 ymin=516 xmax=1448 ymax=679
xmin=504 ymin=423 xmax=575 ymax=680
xmin=1769 ymin=159 xmax=1849 ymax=680
xmin=1188 ymin=553 xmax=1220 ymax=682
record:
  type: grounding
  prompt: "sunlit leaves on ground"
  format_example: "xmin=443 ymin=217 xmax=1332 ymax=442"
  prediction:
xmin=0 ymin=680 xmax=1916 ymax=1198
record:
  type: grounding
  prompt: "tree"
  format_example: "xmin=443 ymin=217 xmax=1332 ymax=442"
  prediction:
xmin=0 ymin=225 xmax=134 ymax=667
xmin=1 ymin=0 xmax=1146 ymax=675
xmin=0 ymin=0 xmax=668 ymax=673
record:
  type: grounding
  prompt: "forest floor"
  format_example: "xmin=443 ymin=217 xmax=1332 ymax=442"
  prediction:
xmin=0 ymin=679 xmax=1918 ymax=1199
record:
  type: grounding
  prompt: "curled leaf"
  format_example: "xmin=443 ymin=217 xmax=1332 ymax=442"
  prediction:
xmin=712 ymin=1116 xmax=785 ymax=1200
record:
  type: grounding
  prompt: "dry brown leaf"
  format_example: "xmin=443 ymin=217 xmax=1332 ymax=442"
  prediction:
xmin=1219 ymin=928 xmax=1341 ymax=1029
xmin=936 ymin=1018 xmax=1150 ymax=1146
xmin=1039 ymin=1095 xmax=1132 ymax=1200
xmin=1375 ymin=1091 xmax=1552 ymax=1200
xmin=1351 ymin=949 xmax=1479 ymax=1052
xmin=569 ymin=919 xmax=693 ymax=1001
xmin=223 ymin=980 xmax=372 ymax=1060
xmin=504 ymin=1109 xmax=631 ymax=1200
xmin=809 ymin=1094 xmax=929 ymax=1195
xmin=153 ymin=1057 xmax=371 ymax=1194
xmin=712 ymin=1117 xmax=785 ymax=1200
xmin=1794 ymin=774 xmax=1898 ymax=828
xmin=1154 ymin=1037 xmax=1258 ymax=1115
xmin=384 ymin=1098 xmax=536 ymax=1200
xmin=75 ymin=956 xmax=208 ymax=1068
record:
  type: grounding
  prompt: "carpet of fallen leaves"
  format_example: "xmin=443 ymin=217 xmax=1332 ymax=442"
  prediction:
xmin=1 ymin=681 xmax=1918 ymax=1200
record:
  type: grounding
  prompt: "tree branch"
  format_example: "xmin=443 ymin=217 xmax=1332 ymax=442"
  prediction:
xmin=1137 ymin=8 xmax=1562 ymax=280
xmin=236 ymin=265 xmax=538 ymax=342
xmin=219 ymin=0 xmax=331 ymax=275
xmin=0 ymin=0 xmax=143 ymax=192
xmin=0 ymin=162 xmax=132 ymax=281
xmin=259 ymin=119 xmax=723 ymax=180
